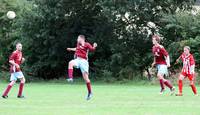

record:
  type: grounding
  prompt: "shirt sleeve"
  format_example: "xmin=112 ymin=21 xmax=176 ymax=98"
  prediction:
xmin=86 ymin=43 xmax=95 ymax=51
xmin=190 ymin=55 xmax=195 ymax=65
xmin=152 ymin=46 xmax=154 ymax=54
xmin=9 ymin=52 xmax=16 ymax=61
xmin=160 ymin=47 xmax=168 ymax=57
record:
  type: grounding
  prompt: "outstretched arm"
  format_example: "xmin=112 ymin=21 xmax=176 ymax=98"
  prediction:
xmin=175 ymin=55 xmax=181 ymax=65
xmin=87 ymin=43 xmax=97 ymax=51
xmin=67 ymin=48 xmax=76 ymax=52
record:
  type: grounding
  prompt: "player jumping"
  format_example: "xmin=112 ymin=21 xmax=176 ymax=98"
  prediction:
xmin=175 ymin=46 xmax=198 ymax=96
xmin=151 ymin=34 xmax=175 ymax=95
xmin=2 ymin=42 xmax=26 ymax=99
xmin=66 ymin=35 xmax=97 ymax=100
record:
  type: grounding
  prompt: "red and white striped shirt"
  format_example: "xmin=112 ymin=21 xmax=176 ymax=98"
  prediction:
xmin=180 ymin=53 xmax=195 ymax=74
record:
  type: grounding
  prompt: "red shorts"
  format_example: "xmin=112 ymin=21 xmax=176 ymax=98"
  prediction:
xmin=181 ymin=72 xmax=194 ymax=81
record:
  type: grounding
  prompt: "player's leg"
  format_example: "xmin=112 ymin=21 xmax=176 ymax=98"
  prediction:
xmin=2 ymin=74 xmax=16 ymax=98
xmin=18 ymin=74 xmax=25 ymax=98
xmin=82 ymin=72 xmax=92 ymax=100
xmin=176 ymin=74 xmax=184 ymax=96
xmin=157 ymin=65 xmax=165 ymax=94
xmin=163 ymin=78 xmax=173 ymax=90
xmin=188 ymin=74 xmax=197 ymax=95
xmin=157 ymin=73 xmax=165 ymax=94
xmin=80 ymin=60 xmax=92 ymax=100
xmin=67 ymin=60 xmax=77 ymax=82
xmin=160 ymin=65 xmax=174 ymax=89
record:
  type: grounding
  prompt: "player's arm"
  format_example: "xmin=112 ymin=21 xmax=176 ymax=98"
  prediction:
xmin=9 ymin=60 xmax=20 ymax=68
xmin=87 ymin=43 xmax=97 ymax=51
xmin=21 ymin=57 xmax=25 ymax=63
xmin=164 ymin=55 xmax=170 ymax=67
xmin=190 ymin=55 xmax=195 ymax=74
xmin=67 ymin=48 xmax=76 ymax=52
xmin=175 ymin=55 xmax=181 ymax=65
xmin=161 ymin=46 xmax=170 ymax=67
xmin=190 ymin=65 xmax=195 ymax=74
xmin=151 ymin=57 xmax=156 ymax=68
xmin=9 ymin=53 xmax=20 ymax=68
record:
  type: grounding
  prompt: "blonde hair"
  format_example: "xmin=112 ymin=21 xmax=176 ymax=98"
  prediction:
xmin=152 ymin=34 xmax=161 ymax=43
xmin=184 ymin=46 xmax=190 ymax=51
xmin=78 ymin=35 xmax=85 ymax=40
xmin=16 ymin=42 xmax=22 ymax=46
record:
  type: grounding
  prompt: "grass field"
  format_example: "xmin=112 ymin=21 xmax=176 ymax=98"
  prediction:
xmin=0 ymin=81 xmax=200 ymax=115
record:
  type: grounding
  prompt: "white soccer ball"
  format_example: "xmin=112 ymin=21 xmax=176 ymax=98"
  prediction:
xmin=6 ymin=11 xmax=16 ymax=19
xmin=147 ymin=21 xmax=156 ymax=28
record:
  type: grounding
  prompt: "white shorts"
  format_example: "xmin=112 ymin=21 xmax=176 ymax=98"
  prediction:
xmin=73 ymin=58 xmax=89 ymax=73
xmin=10 ymin=71 xmax=24 ymax=81
xmin=157 ymin=64 xmax=168 ymax=76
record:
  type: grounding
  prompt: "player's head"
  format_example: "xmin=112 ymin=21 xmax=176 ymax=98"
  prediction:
xmin=184 ymin=46 xmax=190 ymax=55
xmin=152 ymin=34 xmax=160 ymax=45
xmin=16 ymin=42 xmax=22 ymax=51
xmin=77 ymin=35 xmax=85 ymax=44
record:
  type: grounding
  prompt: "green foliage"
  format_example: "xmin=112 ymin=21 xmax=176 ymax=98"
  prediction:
xmin=0 ymin=0 xmax=198 ymax=81
xmin=99 ymin=0 xmax=195 ymax=79
xmin=160 ymin=11 xmax=200 ymax=44
xmin=0 ymin=0 xmax=32 ymax=69
xmin=161 ymin=10 xmax=200 ymax=71
xmin=168 ymin=37 xmax=200 ymax=69
xmin=18 ymin=0 xmax=114 ymax=79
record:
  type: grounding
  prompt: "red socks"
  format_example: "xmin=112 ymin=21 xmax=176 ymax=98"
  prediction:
xmin=159 ymin=79 xmax=164 ymax=89
xmin=178 ymin=80 xmax=183 ymax=94
xmin=179 ymin=80 xmax=197 ymax=95
xmin=190 ymin=84 xmax=197 ymax=95
xmin=18 ymin=83 xmax=24 ymax=97
xmin=2 ymin=84 xmax=12 ymax=96
xmin=68 ymin=69 xmax=73 ymax=79
xmin=2 ymin=83 xmax=25 ymax=97
xmin=86 ymin=82 xmax=92 ymax=94
xmin=164 ymin=80 xmax=173 ymax=89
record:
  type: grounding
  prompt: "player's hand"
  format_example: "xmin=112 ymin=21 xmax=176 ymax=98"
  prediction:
xmin=151 ymin=62 xmax=155 ymax=68
xmin=93 ymin=43 xmax=97 ymax=48
xmin=22 ymin=58 xmax=25 ymax=63
xmin=167 ymin=64 xmax=171 ymax=68
xmin=67 ymin=48 xmax=71 ymax=51
xmin=175 ymin=59 xmax=179 ymax=65
xmin=15 ymin=64 xmax=20 ymax=69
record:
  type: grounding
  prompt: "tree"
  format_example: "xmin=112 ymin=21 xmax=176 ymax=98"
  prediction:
xmin=19 ymin=0 xmax=114 ymax=79
xmin=0 ymin=0 xmax=196 ymax=80
xmin=99 ymin=0 xmax=195 ymax=79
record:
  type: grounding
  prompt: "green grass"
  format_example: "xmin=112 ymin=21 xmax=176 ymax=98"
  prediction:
xmin=0 ymin=81 xmax=200 ymax=115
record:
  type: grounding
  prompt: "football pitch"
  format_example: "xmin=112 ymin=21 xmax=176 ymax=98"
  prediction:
xmin=0 ymin=82 xmax=200 ymax=115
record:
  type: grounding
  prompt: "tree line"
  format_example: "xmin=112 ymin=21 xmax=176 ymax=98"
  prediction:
xmin=0 ymin=0 xmax=199 ymax=81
